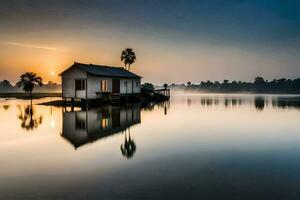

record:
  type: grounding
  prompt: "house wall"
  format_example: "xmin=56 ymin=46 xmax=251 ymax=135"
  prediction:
xmin=61 ymin=66 xmax=141 ymax=99
xmin=133 ymin=79 xmax=141 ymax=93
xmin=87 ymin=74 xmax=112 ymax=99
xmin=120 ymin=78 xmax=141 ymax=94
xmin=87 ymin=76 xmax=141 ymax=98
xmin=62 ymin=67 xmax=87 ymax=99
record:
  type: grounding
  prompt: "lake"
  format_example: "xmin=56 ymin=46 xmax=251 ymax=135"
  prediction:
xmin=0 ymin=93 xmax=300 ymax=200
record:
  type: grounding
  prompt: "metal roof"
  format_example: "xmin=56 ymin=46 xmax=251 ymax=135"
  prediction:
xmin=60 ymin=62 xmax=142 ymax=78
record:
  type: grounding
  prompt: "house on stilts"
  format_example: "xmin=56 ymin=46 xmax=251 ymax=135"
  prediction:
xmin=59 ymin=62 xmax=142 ymax=103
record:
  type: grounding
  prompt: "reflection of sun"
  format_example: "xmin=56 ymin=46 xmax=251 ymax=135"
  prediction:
xmin=50 ymin=119 xmax=56 ymax=128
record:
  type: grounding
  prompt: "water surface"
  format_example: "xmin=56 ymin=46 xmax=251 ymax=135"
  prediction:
xmin=0 ymin=94 xmax=300 ymax=200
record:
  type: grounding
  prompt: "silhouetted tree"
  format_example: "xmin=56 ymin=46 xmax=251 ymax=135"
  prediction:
xmin=0 ymin=80 xmax=12 ymax=88
xmin=163 ymin=83 xmax=168 ymax=90
xmin=16 ymin=72 xmax=43 ymax=104
xmin=180 ymin=76 xmax=300 ymax=94
xmin=0 ymin=80 xmax=13 ymax=92
xmin=121 ymin=48 xmax=136 ymax=71
xmin=141 ymin=83 xmax=154 ymax=91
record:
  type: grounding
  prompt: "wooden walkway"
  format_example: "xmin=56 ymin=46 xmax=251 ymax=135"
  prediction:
xmin=153 ymin=89 xmax=170 ymax=97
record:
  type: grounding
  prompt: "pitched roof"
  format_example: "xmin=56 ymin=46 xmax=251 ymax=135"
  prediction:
xmin=60 ymin=62 xmax=142 ymax=78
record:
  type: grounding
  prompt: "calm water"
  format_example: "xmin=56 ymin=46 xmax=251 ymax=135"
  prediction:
xmin=0 ymin=94 xmax=300 ymax=200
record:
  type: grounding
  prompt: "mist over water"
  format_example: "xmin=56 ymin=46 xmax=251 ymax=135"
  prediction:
xmin=0 ymin=94 xmax=300 ymax=199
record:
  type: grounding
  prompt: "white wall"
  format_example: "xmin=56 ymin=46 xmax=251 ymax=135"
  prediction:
xmin=61 ymin=66 xmax=141 ymax=99
xmin=62 ymin=67 xmax=87 ymax=98
xmin=120 ymin=78 xmax=141 ymax=94
xmin=87 ymin=75 xmax=112 ymax=99
xmin=133 ymin=79 xmax=141 ymax=93
xmin=88 ymin=76 xmax=141 ymax=97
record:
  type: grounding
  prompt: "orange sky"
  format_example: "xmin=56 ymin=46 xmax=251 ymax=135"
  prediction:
xmin=1 ymin=36 xmax=297 ymax=85
xmin=0 ymin=1 xmax=299 ymax=85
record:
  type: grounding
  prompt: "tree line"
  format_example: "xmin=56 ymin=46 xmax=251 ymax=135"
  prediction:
xmin=0 ymin=79 xmax=60 ymax=93
xmin=169 ymin=77 xmax=300 ymax=94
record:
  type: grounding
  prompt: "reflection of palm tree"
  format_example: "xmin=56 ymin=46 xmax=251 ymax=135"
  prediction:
xmin=18 ymin=105 xmax=43 ymax=131
xmin=2 ymin=105 xmax=10 ymax=110
xmin=120 ymin=129 xmax=136 ymax=159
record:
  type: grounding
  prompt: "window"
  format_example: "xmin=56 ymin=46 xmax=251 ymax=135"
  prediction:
xmin=136 ymin=80 xmax=139 ymax=87
xmin=75 ymin=80 xmax=85 ymax=90
xmin=101 ymin=118 xmax=109 ymax=129
xmin=75 ymin=114 xmax=86 ymax=130
xmin=124 ymin=81 xmax=128 ymax=93
xmin=101 ymin=80 xmax=108 ymax=91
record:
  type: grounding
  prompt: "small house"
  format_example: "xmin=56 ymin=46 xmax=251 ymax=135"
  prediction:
xmin=59 ymin=62 xmax=142 ymax=100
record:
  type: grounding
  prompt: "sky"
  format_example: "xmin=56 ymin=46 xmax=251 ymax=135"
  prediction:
xmin=0 ymin=0 xmax=299 ymax=84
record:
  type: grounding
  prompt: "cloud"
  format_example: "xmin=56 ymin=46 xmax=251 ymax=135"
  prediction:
xmin=1 ymin=41 xmax=57 ymax=51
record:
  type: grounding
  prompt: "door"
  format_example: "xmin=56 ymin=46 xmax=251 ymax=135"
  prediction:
xmin=112 ymin=79 xmax=120 ymax=93
xmin=75 ymin=79 xmax=86 ymax=99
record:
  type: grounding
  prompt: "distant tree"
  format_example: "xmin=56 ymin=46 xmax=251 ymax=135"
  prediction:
xmin=121 ymin=48 xmax=136 ymax=71
xmin=177 ymin=77 xmax=300 ymax=94
xmin=163 ymin=83 xmax=168 ymax=90
xmin=0 ymin=80 xmax=13 ymax=92
xmin=254 ymin=76 xmax=266 ymax=92
xmin=187 ymin=81 xmax=191 ymax=87
xmin=16 ymin=72 xmax=43 ymax=104
xmin=254 ymin=77 xmax=265 ymax=85
xmin=141 ymin=83 xmax=154 ymax=91
xmin=0 ymin=80 xmax=12 ymax=88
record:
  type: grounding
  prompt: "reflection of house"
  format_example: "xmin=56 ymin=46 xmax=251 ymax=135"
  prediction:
xmin=59 ymin=62 xmax=142 ymax=100
xmin=62 ymin=105 xmax=141 ymax=149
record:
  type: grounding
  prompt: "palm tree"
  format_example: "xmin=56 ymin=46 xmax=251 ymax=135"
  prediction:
xmin=121 ymin=48 xmax=136 ymax=71
xmin=16 ymin=72 xmax=43 ymax=104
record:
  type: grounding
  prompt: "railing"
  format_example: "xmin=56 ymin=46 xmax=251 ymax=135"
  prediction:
xmin=96 ymin=91 xmax=111 ymax=99
xmin=153 ymin=89 xmax=170 ymax=97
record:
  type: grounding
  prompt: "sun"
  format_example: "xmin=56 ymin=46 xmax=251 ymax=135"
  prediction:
xmin=50 ymin=71 xmax=55 ymax=76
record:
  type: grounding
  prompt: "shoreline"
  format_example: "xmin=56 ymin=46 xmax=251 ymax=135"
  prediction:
xmin=0 ymin=92 xmax=62 ymax=99
xmin=39 ymin=95 xmax=170 ymax=107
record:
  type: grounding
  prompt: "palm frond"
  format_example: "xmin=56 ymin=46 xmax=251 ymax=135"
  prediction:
xmin=120 ymin=48 xmax=136 ymax=70
xmin=17 ymin=72 xmax=44 ymax=93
